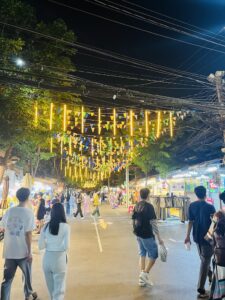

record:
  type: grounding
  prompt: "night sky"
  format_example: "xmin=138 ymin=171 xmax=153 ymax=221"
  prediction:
xmin=34 ymin=0 xmax=225 ymax=76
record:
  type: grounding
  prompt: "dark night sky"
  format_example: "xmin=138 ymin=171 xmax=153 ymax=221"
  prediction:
xmin=34 ymin=0 xmax=225 ymax=76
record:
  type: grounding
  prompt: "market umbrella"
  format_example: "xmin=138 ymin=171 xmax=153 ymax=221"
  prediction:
xmin=21 ymin=173 xmax=33 ymax=189
xmin=1 ymin=175 xmax=9 ymax=211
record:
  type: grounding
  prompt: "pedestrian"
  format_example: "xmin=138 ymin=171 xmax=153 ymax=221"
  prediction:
xmin=185 ymin=186 xmax=216 ymax=299
xmin=0 ymin=188 xmax=38 ymax=300
xmin=132 ymin=188 xmax=164 ymax=287
xmin=36 ymin=192 xmax=46 ymax=234
xmin=38 ymin=203 xmax=70 ymax=300
xmin=66 ymin=191 xmax=70 ymax=216
xmin=92 ymin=192 xmax=100 ymax=217
xmin=73 ymin=192 xmax=84 ymax=219
xmin=206 ymin=192 xmax=225 ymax=300
xmin=69 ymin=192 xmax=76 ymax=216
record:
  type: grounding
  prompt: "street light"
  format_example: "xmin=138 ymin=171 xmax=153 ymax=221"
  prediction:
xmin=15 ymin=58 xmax=25 ymax=67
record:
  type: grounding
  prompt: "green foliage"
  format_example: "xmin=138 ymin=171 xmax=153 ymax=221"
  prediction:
xmin=133 ymin=137 xmax=175 ymax=177
xmin=0 ymin=0 xmax=79 ymax=175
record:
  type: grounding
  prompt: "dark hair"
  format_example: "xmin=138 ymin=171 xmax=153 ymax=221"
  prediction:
xmin=219 ymin=191 xmax=225 ymax=204
xmin=194 ymin=186 xmax=206 ymax=199
xmin=46 ymin=203 xmax=67 ymax=235
xmin=16 ymin=188 xmax=30 ymax=202
xmin=140 ymin=188 xmax=150 ymax=200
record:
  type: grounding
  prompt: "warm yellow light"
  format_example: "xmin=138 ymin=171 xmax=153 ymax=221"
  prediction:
xmin=34 ymin=102 xmax=38 ymax=127
xmin=98 ymin=107 xmax=101 ymax=135
xmin=69 ymin=136 xmax=72 ymax=156
xmin=130 ymin=110 xmax=134 ymax=137
xmin=64 ymin=165 xmax=67 ymax=177
xmin=69 ymin=166 xmax=72 ymax=178
xmin=99 ymin=136 xmax=102 ymax=154
xmin=50 ymin=103 xmax=54 ymax=130
xmin=91 ymin=138 xmax=94 ymax=157
xmin=113 ymin=108 xmax=116 ymax=136
xmin=156 ymin=111 xmax=161 ymax=138
xmin=169 ymin=111 xmax=174 ymax=138
xmin=81 ymin=106 xmax=84 ymax=134
xmin=145 ymin=110 xmax=149 ymax=137
xmin=63 ymin=104 xmax=67 ymax=132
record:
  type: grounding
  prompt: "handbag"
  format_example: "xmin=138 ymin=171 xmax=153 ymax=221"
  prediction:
xmin=159 ymin=244 xmax=167 ymax=262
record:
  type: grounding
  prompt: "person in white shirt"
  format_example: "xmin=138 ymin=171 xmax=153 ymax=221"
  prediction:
xmin=38 ymin=203 xmax=70 ymax=300
xmin=0 ymin=188 xmax=38 ymax=300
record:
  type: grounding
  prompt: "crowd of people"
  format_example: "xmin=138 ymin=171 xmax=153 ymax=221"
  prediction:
xmin=0 ymin=185 xmax=224 ymax=299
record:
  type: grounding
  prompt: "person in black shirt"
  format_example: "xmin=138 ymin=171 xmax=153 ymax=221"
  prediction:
xmin=185 ymin=186 xmax=216 ymax=299
xmin=132 ymin=188 xmax=164 ymax=287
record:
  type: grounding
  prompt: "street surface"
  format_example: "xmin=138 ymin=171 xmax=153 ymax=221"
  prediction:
xmin=0 ymin=204 xmax=208 ymax=300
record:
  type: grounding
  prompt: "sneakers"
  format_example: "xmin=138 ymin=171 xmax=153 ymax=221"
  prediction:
xmin=25 ymin=292 xmax=38 ymax=300
xmin=197 ymin=289 xmax=210 ymax=299
xmin=139 ymin=271 xmax=153 ymax=287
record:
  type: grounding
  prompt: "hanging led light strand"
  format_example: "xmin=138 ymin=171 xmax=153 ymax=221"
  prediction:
xmin=156 ymin=111 xmax=161 ymax=138
xmin=145 ymin=110 xmax=149 ymax=137
xmin=81 ymin=106 xmax=84 ymax=134
xmin=50 ymin=137 xmax=53 ymax=153
xmin=50 ymin=103 xmax=54 ymax=130
xmin=63 ymin=104 xmax=67 ymax=132
xmin=113 ymin=108 xmax=116 ymax=136
xmin=169 ymin=111 xmax=174 ymax=138
xmin=69 ymin=136 xmax=72 ymax=156
xmin=98 ymin=107 xmax=101 ymax=135
xmin=130 ymin=109 xmax=134 ymax=137
xmin=34 ymin=102 xmax=38 ymax=127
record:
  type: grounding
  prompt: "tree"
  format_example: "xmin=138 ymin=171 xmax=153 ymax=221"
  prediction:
xmin=0 ymin=0 xmax=79 ymax=182
xmin=133 ymin=137 xmax=174 ymax=185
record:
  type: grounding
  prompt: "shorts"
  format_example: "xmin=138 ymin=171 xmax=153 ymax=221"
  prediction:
xmin=137 ymin=237 xmax=158 ymax=260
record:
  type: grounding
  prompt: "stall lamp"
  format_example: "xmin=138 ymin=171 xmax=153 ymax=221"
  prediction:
xmin=15 ymin=58 xmax=25 ymax=67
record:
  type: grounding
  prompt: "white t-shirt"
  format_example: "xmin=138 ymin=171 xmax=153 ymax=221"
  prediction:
xmin=0 ymin=206 xmax=35 ymax=259
xmin=38 ymin=223 xmax=70 ymax=252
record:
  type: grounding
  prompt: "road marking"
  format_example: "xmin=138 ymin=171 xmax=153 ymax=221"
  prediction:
xmin=93 ymin=216 xmax=103 ymax=253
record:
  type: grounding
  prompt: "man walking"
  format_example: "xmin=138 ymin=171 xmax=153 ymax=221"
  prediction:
xmin=185 ymin=186 xmax=216 ymax=298
xmin=0 ymin=188 xmax=38 ymax=300
xmin=132 ymin=188 xmax=164 ymax=287
xmin=92 ymin=192 xmax=100 ymax=218
xmin=74 ymin=192 xmax=84 ymax=219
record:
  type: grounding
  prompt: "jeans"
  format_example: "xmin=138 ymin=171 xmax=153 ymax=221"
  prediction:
xmin=43 ymin=251 xmax=67 ymax=300
xmin=74 ymin=203 xmax=83 ymax=218
xmin=196 ymin=243 xmax=214 ymax=293
xmin=137 ymin=237 xmax=158 ymax=260
xmin=1 ymin=258 xmax=33 ymax=300
xmin=92 ymin=206 xmax=100 ymax=217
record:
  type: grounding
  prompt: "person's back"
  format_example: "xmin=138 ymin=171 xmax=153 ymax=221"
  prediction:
xmin=0 ymin=188 xmax=37 ymax=300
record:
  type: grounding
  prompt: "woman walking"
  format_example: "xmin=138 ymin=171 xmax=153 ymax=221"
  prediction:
xmin=38 ymin=203 xmax=70 ymax=300
xmin=36 ymin=193 xmax=46 ymax=234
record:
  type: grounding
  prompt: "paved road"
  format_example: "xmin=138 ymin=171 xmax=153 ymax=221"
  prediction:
xmin=0 ymin=204 xmax=209 ymax=300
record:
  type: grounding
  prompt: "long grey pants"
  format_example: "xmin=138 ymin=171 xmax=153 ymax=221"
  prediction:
xmin=197 ymin=243 xmax=214 ymax=292
xmin=1 ymin=258 xmax=33 ymax=300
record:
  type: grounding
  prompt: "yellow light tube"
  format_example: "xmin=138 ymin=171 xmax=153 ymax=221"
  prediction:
xmin=63 ymin=104 xmax=67 ymax=132
xmin=60 ymin=138 xmax=63 ymax=155
xmin=130 ymin=110 xmax=134 ymax=137
xmin=60 ymin=158 xmax=63 ymax=171
xmin=50 ymin=103 xmax=53 ymax=130
xmin=156 ymin=111 xmax=161 ymax=138
xmin=113 ymin=108 xmax=116 ymax=136
xmin=91 ymin=138 xmax=94 ymax=157
xmin=99 ymin=136 xmax=102 ymax=154
xmin=81 ymin=106 xmax=84 ymax=134
xmin=98 ymin=107 xmax=101 ymax=135
xmin=69 ymin=136 xmax=72 ymax=156
xmin=145 ymin=110 xmax=149 ymax=137
xmin=169 ymin=111 xmax=174 ymax=138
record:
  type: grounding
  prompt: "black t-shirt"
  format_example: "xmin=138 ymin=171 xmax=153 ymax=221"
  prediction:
xmin=132 ymin=201 xmax=156 ymax=239
xmin=188 ymin=200 xmax=216 ymax=245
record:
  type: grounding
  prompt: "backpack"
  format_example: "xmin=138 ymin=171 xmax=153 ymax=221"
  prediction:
xmin=214 ymin=218 xmax=225 ymax=267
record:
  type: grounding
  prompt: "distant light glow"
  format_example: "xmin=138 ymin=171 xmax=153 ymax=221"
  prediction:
xmin=15 ymin=58 xmax=25 ymax=67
